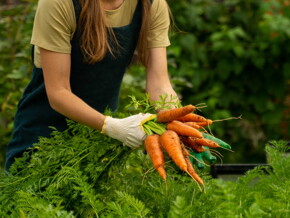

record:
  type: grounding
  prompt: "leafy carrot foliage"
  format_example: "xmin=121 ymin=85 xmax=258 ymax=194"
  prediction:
xmin=0 ymin=114 xmax=289 ymax=217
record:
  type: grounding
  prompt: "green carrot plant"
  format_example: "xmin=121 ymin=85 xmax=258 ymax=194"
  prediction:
xmin=0 ymin=121 xmax=289 ymax=217
xmin=0 ymin=95 xmax=289 ymax=217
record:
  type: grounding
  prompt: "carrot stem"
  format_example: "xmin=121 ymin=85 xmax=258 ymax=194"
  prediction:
xmin=143 ymin=121 xmax=166 ymax=135
xmin=213 ymin=115 xmax=242 ymax=122
xmin=208 ymin=149 xmax=223 ymax=160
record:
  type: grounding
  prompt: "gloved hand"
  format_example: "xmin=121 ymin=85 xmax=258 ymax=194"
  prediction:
xmin=101 ymin=113 xmax=155 ymax=149
xmin=190 ymin=146 xmax=217 ymax=169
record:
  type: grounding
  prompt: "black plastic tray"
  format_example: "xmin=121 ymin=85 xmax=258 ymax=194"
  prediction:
xmin=210 ymin=163 xmax=270 ymax=178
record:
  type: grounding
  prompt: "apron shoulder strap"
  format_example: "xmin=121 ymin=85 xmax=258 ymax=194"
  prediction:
xmin=72 ymin=0 xmax=81 ymax=22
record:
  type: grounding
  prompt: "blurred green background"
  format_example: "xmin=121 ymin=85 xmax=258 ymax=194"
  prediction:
xmin=0 ymin=0 xmax=289 ymax=170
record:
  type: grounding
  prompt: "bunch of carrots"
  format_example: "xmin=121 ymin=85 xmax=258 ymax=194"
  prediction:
xmin=142 ymin=104 xmax=233 ymax=190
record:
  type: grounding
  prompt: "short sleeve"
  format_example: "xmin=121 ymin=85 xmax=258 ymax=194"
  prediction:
xmin=147 ymin=0 xmax=171 ymax=48
xmin=30 ymin=0 xmax=76 ymax=54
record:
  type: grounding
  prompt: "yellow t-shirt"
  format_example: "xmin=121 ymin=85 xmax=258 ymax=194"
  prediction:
xmin=31 ymin=0 xmax=171 ymax=68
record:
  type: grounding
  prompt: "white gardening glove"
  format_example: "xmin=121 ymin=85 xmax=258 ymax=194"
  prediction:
xmin=101 ymin=113 xmax=155 ymax=149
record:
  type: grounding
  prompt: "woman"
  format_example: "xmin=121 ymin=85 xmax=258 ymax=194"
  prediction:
xmin=5 ymin=0 xmax=178 ymax=170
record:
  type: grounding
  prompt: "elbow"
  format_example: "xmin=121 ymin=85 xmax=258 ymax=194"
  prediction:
xmin=47 ymin=94 xmax=60 ymax=112
xmin=46 ymin=89 xmax=66 ymax=113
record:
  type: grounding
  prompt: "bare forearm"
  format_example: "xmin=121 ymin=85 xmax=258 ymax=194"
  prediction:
xmin=48 ymin=89 xmax=105 ymax=131
xmin=146 ymin=47 xmax=180 ymax=106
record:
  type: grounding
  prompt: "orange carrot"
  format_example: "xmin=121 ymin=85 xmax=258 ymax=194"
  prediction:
xmin=144 ymin=134 xmax=166 ymax=181
xmin=194 ymin=119 xmax=213 ymax=127
xmin=160 ymin=130 xmax=187 ymax=171
xmin=181 ymin=137 xmax=206 ymax=153
xmin=184 ymin=122 xmax=201 ymax=129
xmin=182 ymin=147 xmax=204 ymax=185
xmin=157 ymin=105 xmax=195 ymax=123
xmin=185 ymin=156 xmax=204 ymax=185
xmin=194 ymin=138 xmax=220 ymax=148
xmin=167 ymin=120 xmax=203 ymax=138
xmin=177 ymin=113 xmax=207 ymax=123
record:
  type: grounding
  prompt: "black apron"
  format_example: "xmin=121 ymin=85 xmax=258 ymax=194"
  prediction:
xmin=5 ymin=0 xmax=142 ymax=171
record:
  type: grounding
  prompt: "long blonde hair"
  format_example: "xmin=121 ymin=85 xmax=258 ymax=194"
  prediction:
xmin=77 ymin=0 xmax=151 ymax=66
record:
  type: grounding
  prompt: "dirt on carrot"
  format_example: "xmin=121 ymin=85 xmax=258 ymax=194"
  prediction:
xmin=181 ymin=137 xmax=206 ymax=153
